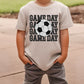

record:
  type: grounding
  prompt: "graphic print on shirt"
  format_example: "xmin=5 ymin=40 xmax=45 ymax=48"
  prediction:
xmin=29 ymin=15 xmax=58 ymax=41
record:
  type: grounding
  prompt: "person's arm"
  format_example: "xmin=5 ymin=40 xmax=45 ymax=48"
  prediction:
xmin=16 ymin=30 xmax=33 ymax=65
xmin=54 ymin=6 xmax=73 ymax=64
xmin=54 ymin=29 xmax=69 ymax=64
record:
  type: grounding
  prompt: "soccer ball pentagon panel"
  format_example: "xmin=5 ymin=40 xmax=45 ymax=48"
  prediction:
xmin=35 ymin=19 xmax=52 ymax=36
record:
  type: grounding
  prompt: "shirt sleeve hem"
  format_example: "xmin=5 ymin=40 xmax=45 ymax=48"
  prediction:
xmin=16 ymin=26 xmax=26 ymax=31
xmin=60 ymin=23 xmax=74 ymax=30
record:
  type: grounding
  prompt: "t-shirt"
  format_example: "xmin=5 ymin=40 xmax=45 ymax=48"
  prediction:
xmin=16 ymin=1 xmax=73 ymax=71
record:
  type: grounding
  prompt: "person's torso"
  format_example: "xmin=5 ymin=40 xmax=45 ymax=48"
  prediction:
xmin=23 ymin=1 xmax=64 ymax=71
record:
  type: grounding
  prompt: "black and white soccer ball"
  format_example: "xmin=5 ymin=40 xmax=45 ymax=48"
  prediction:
xmin=35 ymin=19 xmax=52 ymax=36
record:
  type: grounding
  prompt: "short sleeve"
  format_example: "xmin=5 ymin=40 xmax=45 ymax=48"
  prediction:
xmin=16 ymin=8 xmax=27 ymax=31
xmin=59 ymin=6 xmax=73 ymax=30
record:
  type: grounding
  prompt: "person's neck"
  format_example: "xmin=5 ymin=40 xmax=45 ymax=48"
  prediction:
xmin=35 ymin=0 xmax=53 ymax=6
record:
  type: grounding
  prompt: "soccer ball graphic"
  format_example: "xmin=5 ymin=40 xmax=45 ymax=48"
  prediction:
xmin=35 ymin=19 xmax=52 ymax=36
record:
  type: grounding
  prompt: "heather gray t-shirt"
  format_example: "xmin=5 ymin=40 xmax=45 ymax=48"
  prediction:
xmin=16 ymin=1 xmax=73 ymax=71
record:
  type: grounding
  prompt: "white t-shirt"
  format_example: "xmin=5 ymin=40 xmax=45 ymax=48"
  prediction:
xmin=16 ymin=1 xmax=73 ymax=71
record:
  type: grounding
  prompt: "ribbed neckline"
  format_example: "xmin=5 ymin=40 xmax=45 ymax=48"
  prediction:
xmin=32 ymin=1 xmax=56 ymax=9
